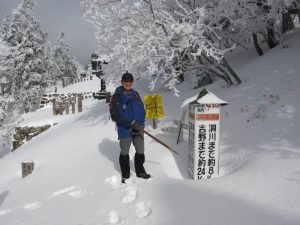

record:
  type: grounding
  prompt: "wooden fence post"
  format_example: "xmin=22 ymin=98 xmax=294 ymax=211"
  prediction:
xmin=72 ymin=102 xmax=75 ymax=114
xmin=59 ymin=102 xmax=63 ymax=115
xmin=78 ymin=94 xmax=83 ymax=113
xmin=66 ymin=101 xmax=69 ymax=115
xmin=63 ymin=99 xmax=66 ymax=114
xmin=52 ymin=99 xmax=56 ymax=116
xmin=106 ymin=92 xmax=111 ymax=103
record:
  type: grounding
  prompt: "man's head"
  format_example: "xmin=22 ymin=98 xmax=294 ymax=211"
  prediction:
xmin=121 ymin=71 xmax=134 ymax=91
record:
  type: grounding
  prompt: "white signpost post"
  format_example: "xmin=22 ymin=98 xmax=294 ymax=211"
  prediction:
xmin=188 ymin=89 xmax=228 ymax=180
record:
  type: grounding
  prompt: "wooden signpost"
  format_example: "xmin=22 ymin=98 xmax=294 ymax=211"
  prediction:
xmin=188 ymin=89 xmax=228 ymax=180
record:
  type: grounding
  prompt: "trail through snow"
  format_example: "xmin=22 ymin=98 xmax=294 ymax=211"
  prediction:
xmin=105 ymin=173 xmax=153 ymax=224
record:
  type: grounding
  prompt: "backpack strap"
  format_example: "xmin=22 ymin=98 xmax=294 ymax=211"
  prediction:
xmin=133 ymin=90 xmax=143 ymax=104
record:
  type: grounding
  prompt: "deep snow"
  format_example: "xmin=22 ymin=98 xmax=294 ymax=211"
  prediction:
xmin=0 ymin=30 xmax=300 ymax=225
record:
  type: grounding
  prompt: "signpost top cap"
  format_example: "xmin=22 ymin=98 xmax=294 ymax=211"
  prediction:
xmin=181 ymin=88 xmax=228 ymax=108
xmin=196 ymin=89 xmax=228 ymax=105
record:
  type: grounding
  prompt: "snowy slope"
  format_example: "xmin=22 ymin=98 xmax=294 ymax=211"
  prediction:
xmin=0 ymin=30 xmax=300 ymax=225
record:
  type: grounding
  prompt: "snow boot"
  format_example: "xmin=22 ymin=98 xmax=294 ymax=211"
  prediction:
xmin=119 ymin=154 xmax=130 ymax=183
xmin=134 ymin=153 xmax=151 ymax=179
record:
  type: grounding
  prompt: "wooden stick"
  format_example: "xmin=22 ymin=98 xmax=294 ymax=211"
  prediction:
xmin=143 ymin=130 xmax=179 ymax=155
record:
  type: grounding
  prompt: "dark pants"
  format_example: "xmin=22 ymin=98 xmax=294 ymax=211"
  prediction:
xmin=119 ymin=133 xmax=144 ymax=155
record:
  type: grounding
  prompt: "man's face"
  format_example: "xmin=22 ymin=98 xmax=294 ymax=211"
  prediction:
xmin=122 ymin=81 xmax=133 ymax=91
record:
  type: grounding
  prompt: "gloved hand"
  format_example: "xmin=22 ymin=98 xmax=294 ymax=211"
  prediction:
xmin=131 ymin=121 xmax=143 ymax=133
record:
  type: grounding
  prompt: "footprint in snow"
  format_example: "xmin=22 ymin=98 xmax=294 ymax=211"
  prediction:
xmin=105 ymin=175 xmax=124 ymax=189
xmin=22 ymin=202 xmax=42 ymax=211
xmin=122 ymin=185 xmax=138 ymax=204
xmin=50 ymin=186 xmax=76 ymax=198
xmin=127 ymin=173 xmax=154 ymax=185
xmin=107 ymin=210 xmax=122 ymax=224
xmin=68 ymin=189 xmax=86 ymax=199
xmin=0 ymin=209 xmax=11 ymax=216
xmin=135 ymin=201 xmax=152 ymax=219
xmin=105 ymin=172 xmax=154 ymax=190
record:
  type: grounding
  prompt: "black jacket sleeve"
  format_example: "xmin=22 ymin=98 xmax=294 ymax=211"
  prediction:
xmin=113 ymin=94 xmax=132 ymax=128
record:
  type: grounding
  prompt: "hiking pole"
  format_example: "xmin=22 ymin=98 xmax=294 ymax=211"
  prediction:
xmin=143 ymin=130 xmax=179 ymax=155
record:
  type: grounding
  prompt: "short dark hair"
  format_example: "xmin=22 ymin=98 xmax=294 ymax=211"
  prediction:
xmin=121 ymin=71 xmax=134 ymax=82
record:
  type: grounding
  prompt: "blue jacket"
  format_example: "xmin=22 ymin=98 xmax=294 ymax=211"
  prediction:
xmin=113 ymin=86 xmax=146 ymax=138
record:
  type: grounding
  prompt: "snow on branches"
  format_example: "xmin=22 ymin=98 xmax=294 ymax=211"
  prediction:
xmin=52 ymin=32 xmax=78 ymax=80
xmin=81 ymin=0 xmax=238 ymax=95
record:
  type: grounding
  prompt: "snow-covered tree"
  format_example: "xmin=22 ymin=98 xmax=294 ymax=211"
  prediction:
xmin=0 ymin=39 xmax=18 ymax=137
xmin=0 ymin=15 xmax=11 ymax=41
xmin=4 ymin=0 xmax=35 ymax=46
xmin=52 ymin=32 xmax=78 ymax=80
xmin=207 ymin=0 xmax=279 ymax=55
xmin=0 ymin=0 xmax=62 ymax=149
xmin=44 ymin=38 xmax=62 ymax=83
xmin=199 ymin=0 xmax=300 ymax=56
xmin=0 ymin=40 xmax=13 ymax=96
xmin=3 ymin=0 xmax=54 ymax=112
xmin=269 ymin=0 xmax=300 ymax=33
xmin=74 ymin=60 xmax=85 ymax=79
xmin=81 ymin=0 xmax=241 ymax=94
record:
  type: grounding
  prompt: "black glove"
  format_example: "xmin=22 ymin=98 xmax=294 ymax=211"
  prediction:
xmin=131 ymin=121 xmax=143 ymax=133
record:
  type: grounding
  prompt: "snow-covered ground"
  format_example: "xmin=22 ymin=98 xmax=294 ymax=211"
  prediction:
xmin=0 ymin=30 xmax=300 ymax=225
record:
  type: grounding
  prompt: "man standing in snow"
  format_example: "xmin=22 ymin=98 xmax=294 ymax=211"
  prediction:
xmin=112 ymin=72 xmax=151 ymax=183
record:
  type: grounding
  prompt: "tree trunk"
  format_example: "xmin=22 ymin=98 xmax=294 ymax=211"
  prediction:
xmin=221 ymin=58 xmax=242 ymax=84
xmin=267 ymin=28 xmax=277 ymax=49
xmin=178 ymin=74 xmax=184 ymax=82
xmin=266 ymin=23 xmax=278 ymax=49
xmin=282 ymin=13 xmax=295 ymax=33
xmin=207 ymin=69 xmax=228 ymax=84
xmin=252 ymin=33 xmax=264 ymax=56
xmin=200 ymin=54 xmax=234 ymax=86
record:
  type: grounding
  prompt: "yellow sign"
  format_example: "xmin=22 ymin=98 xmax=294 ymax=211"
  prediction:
xmin=144 ymin=94 xmax=164 ymax=119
